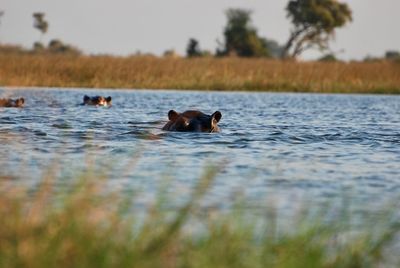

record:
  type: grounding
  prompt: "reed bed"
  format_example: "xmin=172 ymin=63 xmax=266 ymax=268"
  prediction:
xmin=0 ymin=162 xmax=400 ymax=268
xmin=1 ymin=53 xmax=399 ymax=93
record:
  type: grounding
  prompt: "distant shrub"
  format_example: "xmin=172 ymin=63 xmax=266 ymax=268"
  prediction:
xmin=163 ymin=49 xmax=180 ymax=58
xmin=363 ymin=55 xmax=384 ymax=63
xmin=318 ymin=53 xmax=338 ymax=62
xmin=33 ymin=41 xmax=45 ymax=52
xmin=47 ymin=39 xmax=81 ymax=55
xmin=385 ymin=50 xmax=400 ymax=62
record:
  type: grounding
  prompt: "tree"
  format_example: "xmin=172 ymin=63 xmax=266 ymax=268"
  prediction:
xmin=217 ymin=8 xmax=270 ymax=57
xmin=186 ymin=38 xmax=202 ymax=57
xmin=282 ymin=0 xmax=352 ymax=59
xmin=33 ymin=12 xmax=48 ymax=43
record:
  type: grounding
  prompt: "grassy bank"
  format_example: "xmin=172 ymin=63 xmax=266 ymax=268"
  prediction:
xmin=1 ymin=164 xmax=399 ymax=268
xmin=1 ymin=53 xmax=400 ymax=94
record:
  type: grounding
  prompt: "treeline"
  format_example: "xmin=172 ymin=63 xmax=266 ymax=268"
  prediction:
xmin=186 ymin=9 xmax=283 ymax=59
xmin=0 ymin=11 xmax=81 ymax=56
xmin=172 ymin=1 xmax=353 ymax=60
xmin=31 ymin=12 xmax=81 ymax=55
xmin=0 ymin=0 xmax=399 ymax=62
xmin=0 ymin=41 xmax=81 ymax=56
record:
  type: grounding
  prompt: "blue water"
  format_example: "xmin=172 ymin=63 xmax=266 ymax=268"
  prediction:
xmin=1 ymin=88 xmax=399 ymax=211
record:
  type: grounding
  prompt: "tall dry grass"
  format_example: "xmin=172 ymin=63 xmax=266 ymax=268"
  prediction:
xmin=1 ymin=53 xmax=399 ymax=93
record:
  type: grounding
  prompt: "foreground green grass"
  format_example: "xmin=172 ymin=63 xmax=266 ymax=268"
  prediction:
xmin=1 ymin=53 xmax=400 ymax=94
xmin=0 ymin=165 xmax=399 ymax=268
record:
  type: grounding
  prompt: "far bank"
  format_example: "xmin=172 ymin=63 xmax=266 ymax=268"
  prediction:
xmin=1 ymin=54 xmax=399 ymax=94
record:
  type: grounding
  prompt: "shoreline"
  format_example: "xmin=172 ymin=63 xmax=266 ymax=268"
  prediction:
xmin=2 ymin=85 xmax=400 ymax=97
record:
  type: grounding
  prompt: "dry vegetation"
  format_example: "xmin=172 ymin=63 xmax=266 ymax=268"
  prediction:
xmin=1 ymin=53 xmax=400 ymax=93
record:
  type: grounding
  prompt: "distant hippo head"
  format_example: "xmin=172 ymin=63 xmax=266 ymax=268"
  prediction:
xmin=0 ymin=97 xmax=25 ymax=108
xmin=162 ymin=110 xmax=222 ymax=133
xmin=83 ymin=95 xmax=112 ymax=106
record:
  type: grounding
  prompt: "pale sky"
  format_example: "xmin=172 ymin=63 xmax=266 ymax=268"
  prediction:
xmin=1 ymin=0 xmax=399 ymax=60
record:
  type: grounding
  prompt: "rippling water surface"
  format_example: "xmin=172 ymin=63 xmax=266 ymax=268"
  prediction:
xmin=1 ymin=88 xmax=399 ymax=210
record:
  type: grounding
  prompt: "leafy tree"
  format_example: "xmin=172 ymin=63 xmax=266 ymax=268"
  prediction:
xmin=218 ymin=8 xmax=270 ymax=57
xmin=33 ymin=12 xmax=48 ymax=43
xmin=186 ymin=38 xmax=202 ymax=57
xmin=282 ymin=0 xmax=352 ymax=59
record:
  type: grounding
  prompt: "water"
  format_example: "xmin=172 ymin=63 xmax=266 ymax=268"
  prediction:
xmin=1 ymin=88 xmax=399 ymax=212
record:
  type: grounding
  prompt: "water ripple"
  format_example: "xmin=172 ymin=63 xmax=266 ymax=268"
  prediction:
xmin=1 ymin=88 xmax=399 ymax=210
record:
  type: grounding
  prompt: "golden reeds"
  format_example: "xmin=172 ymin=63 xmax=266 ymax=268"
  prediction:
xmin=1 ymin=53 xmax=400 ymax=93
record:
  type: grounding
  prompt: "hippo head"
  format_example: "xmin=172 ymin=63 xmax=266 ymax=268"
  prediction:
xmin=0 ymin=97 xmax=25 ymax=108
xmin=83 ymin=95 xmax=112 ymax=106
xmin=162 ymin=110 xmax=222 ymax=133
xmin=13 ymin=98 xmax=25 ymax=107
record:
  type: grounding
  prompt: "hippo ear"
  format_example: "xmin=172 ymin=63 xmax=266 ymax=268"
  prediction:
xmin=106 ymin=96 xmax=112 ymax=102
xmin=168 ymin=110 xmax=179 ymax=121
xmin=20 ymin=98 xmax=25 ymax=104
xmin=211 ymin=111 xmax=222 ymax=123
xmin=83 ymin=95 xmax=90 ymax=102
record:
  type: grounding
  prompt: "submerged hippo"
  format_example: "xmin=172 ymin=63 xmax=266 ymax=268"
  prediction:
xmin=82 ymin=95 xmax=112 ymax=106
xmin=0 ymin=97 xmax=25 ymax=108
xmin=162 ymin=110 xmax=222 ymax=133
